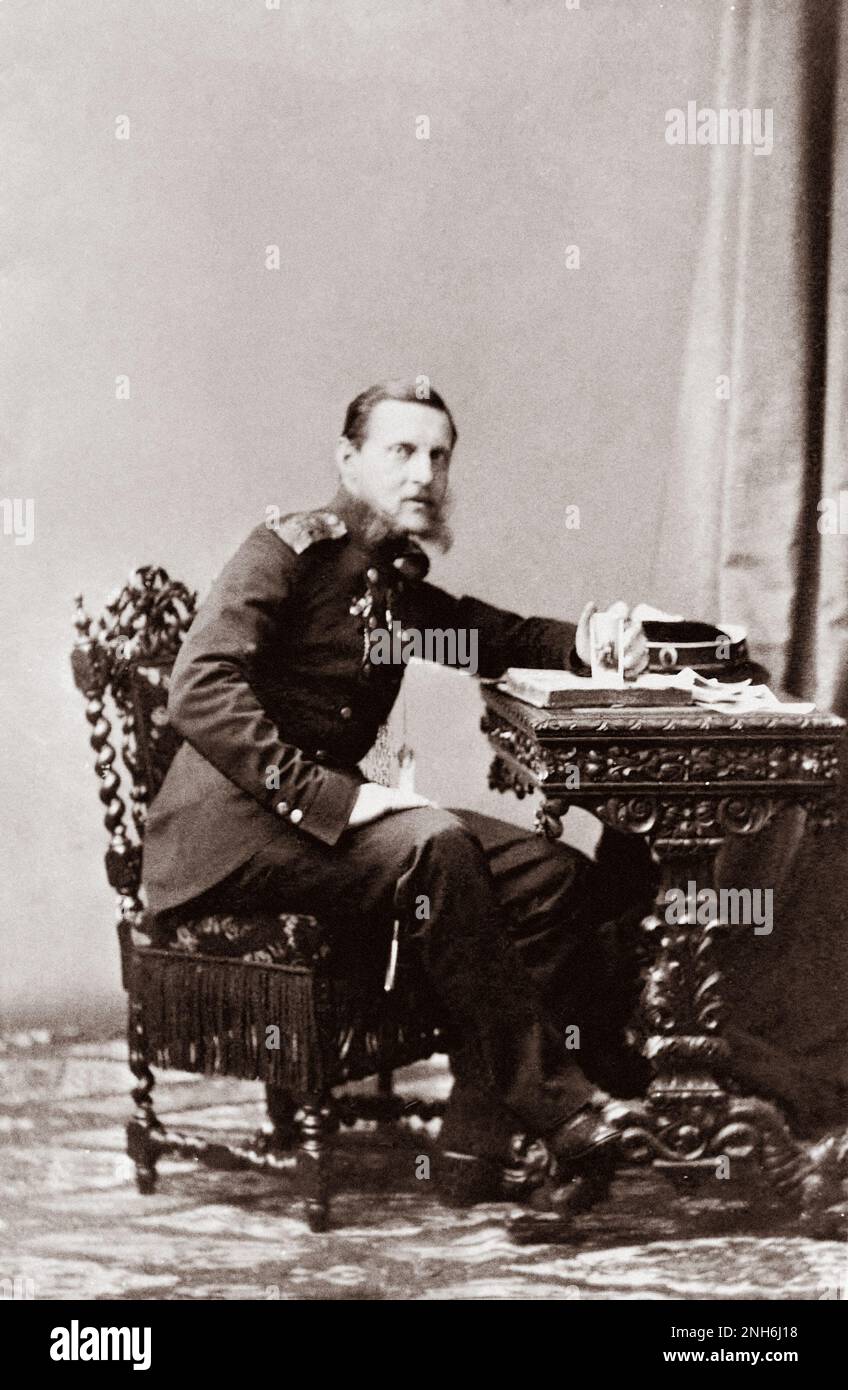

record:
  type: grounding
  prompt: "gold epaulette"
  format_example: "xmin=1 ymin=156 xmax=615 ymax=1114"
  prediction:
xmin=266 ymin=508 xmax=348 ymax=555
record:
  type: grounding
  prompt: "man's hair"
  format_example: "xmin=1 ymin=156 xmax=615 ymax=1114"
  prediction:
xmin=341 ymin=379 xmax=458 ymax=450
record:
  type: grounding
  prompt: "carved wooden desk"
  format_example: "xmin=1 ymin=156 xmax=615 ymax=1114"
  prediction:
xmin=481 ymin=686 xmax=845 ymax=1216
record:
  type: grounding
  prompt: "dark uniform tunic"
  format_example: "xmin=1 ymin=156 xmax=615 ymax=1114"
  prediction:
xmin=142 ymin=490 xmax=583 ymax=913
xmin=141 ymin=489 xmax=656 ymax=1148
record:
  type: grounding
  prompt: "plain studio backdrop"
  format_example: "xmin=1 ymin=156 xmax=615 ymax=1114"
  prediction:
xmin=1 ymin=0 xmax=719 ymax=1025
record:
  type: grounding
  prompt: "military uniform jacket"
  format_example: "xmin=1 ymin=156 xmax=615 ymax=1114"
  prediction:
xmin=141 ymin=491 xmax=578 ymax=912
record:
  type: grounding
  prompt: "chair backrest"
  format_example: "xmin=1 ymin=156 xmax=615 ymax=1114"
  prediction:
xmin=71 ymin=566 xmax=199 ymax=919
xmin=72 ymin=563 xmax=396 ymax=922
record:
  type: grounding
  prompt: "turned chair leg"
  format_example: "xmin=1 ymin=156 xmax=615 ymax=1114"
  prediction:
xmin=376 ymin=1064 xmax=397 ymax=1129
xmin=263 ymin=1085 xmax=299 ymax=1149
xmin=127 ymin=998 xmax=160 ymax=1194
xmin=297 ymin=1097 xmax=334 ymax=1233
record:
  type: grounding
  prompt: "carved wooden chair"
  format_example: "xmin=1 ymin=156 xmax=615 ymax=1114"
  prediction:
xmin=71 ymin=564 xmax=447 ymax=1231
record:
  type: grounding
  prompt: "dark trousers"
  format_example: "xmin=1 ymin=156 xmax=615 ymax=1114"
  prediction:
xmin=171 ymin=807 xmax=658 ymax=1147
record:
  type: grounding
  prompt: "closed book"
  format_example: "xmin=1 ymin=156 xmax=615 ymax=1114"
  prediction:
xmin=499 ymin=669 xmax=693 ymax=709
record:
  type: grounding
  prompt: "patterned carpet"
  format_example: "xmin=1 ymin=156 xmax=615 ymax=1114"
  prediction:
xmin=0 ymin=1037 xmax=845 ymax=1301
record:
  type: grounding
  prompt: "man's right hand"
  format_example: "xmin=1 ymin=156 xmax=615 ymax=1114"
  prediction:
xmin=346 ymin=782 xmax=432 ymax=829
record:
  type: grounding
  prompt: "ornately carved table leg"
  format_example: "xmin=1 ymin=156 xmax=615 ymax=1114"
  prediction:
xmin=616 ymin=843 xmax=809 ymax=1207
xmin=535 ymin=793 xmax=838 ymax=1227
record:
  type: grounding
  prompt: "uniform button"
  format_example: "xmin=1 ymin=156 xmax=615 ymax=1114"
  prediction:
xmin=340 ymin=705 xmax=352 ymax=720
xmin=289 ymin=808 xmax=303 ymax=825
xmin=368 ymin=614 xmax=379 ymax=628
xmin=275 ymin=801 xmax=289 ymax=816
xmin=314 ymin=749 xmax=329 ymax=761
xmin=366 ymin=567 xmax=379 ymax=584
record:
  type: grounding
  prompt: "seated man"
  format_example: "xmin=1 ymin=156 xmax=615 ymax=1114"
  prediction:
xmin=141 ymin=379 xmax=659 ymax=1199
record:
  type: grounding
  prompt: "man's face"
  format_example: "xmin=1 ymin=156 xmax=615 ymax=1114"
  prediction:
xmin=337 ymin=399 xmax=453 ymax=537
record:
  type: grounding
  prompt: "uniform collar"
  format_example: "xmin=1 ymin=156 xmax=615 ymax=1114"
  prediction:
xmin=328 ymin=487 xmax=430 ymax=579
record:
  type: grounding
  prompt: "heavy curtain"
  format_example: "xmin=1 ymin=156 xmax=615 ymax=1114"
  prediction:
xmin=666 ymin=0 xmax=848 ymax=1132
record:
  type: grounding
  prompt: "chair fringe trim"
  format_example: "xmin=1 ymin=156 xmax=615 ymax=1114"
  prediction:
xmin=322 ymin=978 xmax=444 ymax=1083
xmin=131 ymin=951 xmax=325 ymax=1092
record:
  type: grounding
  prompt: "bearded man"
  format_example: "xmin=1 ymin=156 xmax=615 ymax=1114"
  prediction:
xmin=142 ymin=379 xmax=658 ymax=1200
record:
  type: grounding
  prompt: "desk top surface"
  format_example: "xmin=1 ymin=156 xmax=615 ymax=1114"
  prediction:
xmin=481 ymin=684 xmax=846 ymax=739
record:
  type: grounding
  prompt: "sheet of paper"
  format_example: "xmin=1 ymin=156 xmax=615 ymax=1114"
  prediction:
xmin=683 ymin=670 xmax=815 ymax=713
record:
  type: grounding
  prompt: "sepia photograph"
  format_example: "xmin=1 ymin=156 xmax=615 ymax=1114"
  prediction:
xmin=2 ymin=0 xmax=847 ymax=1337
